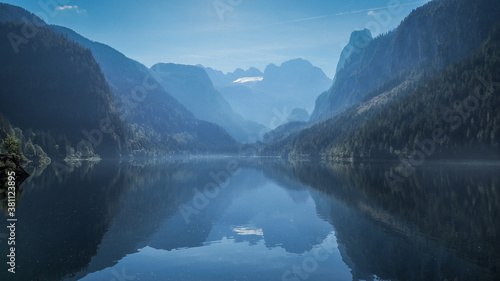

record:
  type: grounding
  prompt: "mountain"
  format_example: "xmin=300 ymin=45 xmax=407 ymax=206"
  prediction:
xmin=48 ymin=25 xmax=238 ymax=153
xmin=335 ymin=28 xmax=373 ymax=74
xmin=0 ymin=19 xmax=126 ymax=159
xmin=311 ymin=28 xmax=373 ymax=123
xmin=311 ymin=0 xmax=499 ymax=121
xmin=150 ymin=63 xmax=266 ymax=142
xmin=263 ymin=0 xmax=500 ymax=161
xmin=322 ymin=26 xmax=500 ymax=160
xmin=0 ymin=3 xmax=45 ymax=26
xmin=0 ymin=3 xmax=238 ymax=156
xmin=286 ymin=108 xmax=310 ymax=123
xmin=256 ymin=59 xmax=331 ymax=104
xmin=203 ymin=66 xmax=263 ymax=88
xmin=209 ymin=59 xmax=332 ymax=128
xmin=217 ymin=84 xmax=274 ymax=129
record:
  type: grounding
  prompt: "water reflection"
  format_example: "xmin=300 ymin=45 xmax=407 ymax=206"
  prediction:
xmin=0 ymin=158 xmax=498 ymax=281
xmin=264 ymin=160 xmax=500 ymax=281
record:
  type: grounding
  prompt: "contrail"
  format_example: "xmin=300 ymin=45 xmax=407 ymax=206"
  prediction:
xmin=333 ymin=0 xmax=428 ymax=16
xmin=265 ymin=1 xmax=428 ymax=27
xmin=264 ymin=15 xmax=329 ymax=27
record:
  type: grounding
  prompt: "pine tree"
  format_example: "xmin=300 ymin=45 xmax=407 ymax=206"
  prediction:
xmin=1 ymin=135 xmax=27 ymax=163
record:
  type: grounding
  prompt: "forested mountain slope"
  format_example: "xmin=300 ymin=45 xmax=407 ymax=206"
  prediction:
xmin=0 ymin=20 xmax=126 ymax=159
xmin=311 ymin=0 xmax=500 ymax=121
xmin=263 ymin=0 xmax=500 ymax=161
xmin=49 ymin=25 xmax=237 ymax=153
xmin=271 ymin=23 xmax=500 ymax=160
xmin=0 ymin=3 xmax=238 ymax=158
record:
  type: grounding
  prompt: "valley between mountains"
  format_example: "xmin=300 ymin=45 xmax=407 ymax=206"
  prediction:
xmin=0 ymin=0 xmax=499 ymax=164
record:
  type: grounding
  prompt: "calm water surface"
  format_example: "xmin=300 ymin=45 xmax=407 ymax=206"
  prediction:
xmin=1 ymin=158 xmax=499 ymax=281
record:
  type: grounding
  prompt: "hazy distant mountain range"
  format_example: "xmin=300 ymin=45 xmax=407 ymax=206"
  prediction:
xmin=203 ymin=66 xmax=264 ymax=88
xmin=0 ymin=3 xmax=237 ymax=159
xmin=1 ymin=0 xmax=499 ymax=161
xmin=150 ymin=63 xmax=265 ymax=142
xmin=0 ymin=2 xmax=332 ymax=156
xmin=48 ymin=24 xmax=239 ymax=154
xmin=204 ymin=58 xmax=332 ymax=128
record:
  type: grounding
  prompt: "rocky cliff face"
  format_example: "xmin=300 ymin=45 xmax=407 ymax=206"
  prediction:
xmin=335 ymin=28 xmax=373 ymax=74
xmin=311 ymin=0 xmax=500 ymax=121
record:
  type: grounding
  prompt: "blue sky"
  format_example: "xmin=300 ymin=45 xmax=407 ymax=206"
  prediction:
xmin=3 ymin=0 xmax=430 ymax=77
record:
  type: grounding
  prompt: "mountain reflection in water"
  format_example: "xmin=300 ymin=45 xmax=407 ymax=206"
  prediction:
xmin=1 ymin=158 xmax=498 ymax=281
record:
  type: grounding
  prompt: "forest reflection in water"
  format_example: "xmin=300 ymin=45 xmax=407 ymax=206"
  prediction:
xmin=264 ymin=160 xmax=500 ymax=281
xmin=0 ymin=157 xmax=498 ymax=281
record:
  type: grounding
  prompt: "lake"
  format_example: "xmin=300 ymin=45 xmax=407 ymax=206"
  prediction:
xmin=1 ymin=157 xmax=499 ymax=281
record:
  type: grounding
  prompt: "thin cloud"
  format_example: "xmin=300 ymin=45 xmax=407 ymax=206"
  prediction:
xmin=57 ymin=5 xmax=86 ymax=14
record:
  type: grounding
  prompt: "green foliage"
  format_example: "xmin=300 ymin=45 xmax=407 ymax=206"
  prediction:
xmin=1 ymin=135 xmax=26 ymax=163
xmin=330 ymin=25 xmax=500 ymax=159
xmin=273 ymin=22 xmax=500 ymax=161
xmin=50 ymin=25 xmax=238 ymax=154
xmin=0 ymin=113 xmax=51 ymax=164
xmin=0 ymin=21 xmax=129 ymax=159
xmin=311 ymin=0 xmax=500 ymax=121
xmin=0 ymin=16 xmax=238 ymax=158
